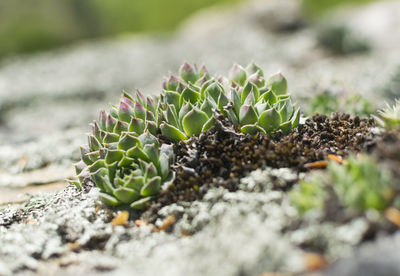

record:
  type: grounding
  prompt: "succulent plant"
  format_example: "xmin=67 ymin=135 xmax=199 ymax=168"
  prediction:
xmin=74 ymin=91 xmax=175 ymax=209
xmin=225 ymin=69 xmax=300 ymax=135
xmin=291 ymin=155 xmax=394 ymax=214
xmin=73 ymin=62 xmax=301 ymax=210
xmin=159 ymin=62 xmax=300 ymax=141
xmin=306 ymin=88 xmax=374 ymax=117
xmin=374 ymin=99 xmax=400 ymax=130
xmin=289 ymin=177 xmax=327 ymax=215
xmin=329 ymin=155 xmax=394 ymax=212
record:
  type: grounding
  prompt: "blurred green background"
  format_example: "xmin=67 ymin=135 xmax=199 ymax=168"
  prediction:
xmin=0 ymin=0 xmax=378 ymax=59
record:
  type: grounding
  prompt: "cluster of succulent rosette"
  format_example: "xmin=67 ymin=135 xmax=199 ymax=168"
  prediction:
xmin=73 ymin=62 xmax=300 ymax=209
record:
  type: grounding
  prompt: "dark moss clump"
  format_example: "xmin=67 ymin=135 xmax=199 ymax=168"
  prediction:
xmin=141 ymin=113 xmax=376 ymax=219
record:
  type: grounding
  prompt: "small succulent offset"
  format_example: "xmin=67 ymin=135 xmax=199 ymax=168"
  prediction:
xmin=159 ymin=62 xmax=300 ymax=141
xmin=159 ymin=63 xmax=216 ymax=141
xmin=290 ymin=155 xmax=394 ymax=214
xmin=374 ymin=99 xmax=400 ymax=130
xmin=226 ymin=64 xmax=300 ymax=135
xmin=74 ymin=92 xmax=175 ymax=210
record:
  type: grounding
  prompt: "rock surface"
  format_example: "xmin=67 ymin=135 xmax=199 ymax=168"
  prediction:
xmin=1 ymin=0 xmax=400 ymax=275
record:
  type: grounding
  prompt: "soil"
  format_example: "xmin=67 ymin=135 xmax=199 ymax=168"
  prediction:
xmin=142 ymin=113 xmax=377 ymax=221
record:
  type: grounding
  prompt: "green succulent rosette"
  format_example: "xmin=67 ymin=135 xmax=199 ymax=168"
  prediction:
xmin=75 ymin=91 xmax=174 ymax=210
xmin=159 ymin=62 xmax=300 ymax=141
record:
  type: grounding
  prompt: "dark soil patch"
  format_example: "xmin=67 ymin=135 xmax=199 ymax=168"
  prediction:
xmin=142 ymin=113 xmax=376 ymax=220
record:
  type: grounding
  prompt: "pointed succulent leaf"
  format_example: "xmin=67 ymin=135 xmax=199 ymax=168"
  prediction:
xmin=179 ymin=62 xmax=198 ymax=83
xmin=246 ymin=62 xmax=264 ymax=77
xmin=228 ymin=88 xmax=241 ymax=117
xmin=106 ymin=114 xmax=118 ymax=132
xmin=178 ymin=102 xmax=193 ymax=123
xmin=146 ymin=110 xmax=155 ymax=122
xmin=160 ymin=123 xmax=188 ymax=141
xmin=114 ymin=187 xmax=141 ymax=204
xmin=160 ymin=144 xmax=174 ymax=164
xmin=144 ymin=163 xmax=158 ymax=180
xmin=217 ymin=91 xmax=229 ymax=110
xmin=224 ymin=107 xmax=239 ymax=126
xmin=99 ymin=192 xmax=119 ymax=206
xmin=239 ymin=105 xmax=258 ymax=125
xmin=118 ymin=155 xmax=135 ymax=167
xmin=146 ymin=121 xmax=158 ymax=136
xmin=88 ymin=159 xmax=105 ymax=173
xmin=200 ymin=99 xmax=215 ymax=117
xmin=118 ymin=132 xmax=140 ymax=151
xmin=119 ymin=101 xmax=134 ymax=123
xmin=159 ymin=153 xmax=170 ymax=179
xmin=267 ymin=72 xmax=288 ymax=95
xmin=122 ymin=92 xmax=135 ymax=106
xmin=110 ymin=105 xmax=119 ymax=119
xmin=229 ymin=64 xmax=247 ymax=86
xmin=113 ymin=120 xmax=129 ymax=135
xmin=180 ymin=86 xmax=200 ymax=106
xmin=134 ymin=102 xmax=146 ymax=120
xmin=126 ymin=146 xmax=150 ymax=162
xmin=106 ymin=161 xmax=118 ymax=182
xmin=280 ymin=120 xmax=292 ymax=135
xmin=240 ymin=124 xmax=266 ymax=135
xmin=164 ymin=91 xmax=180 ymax=112
xmin=291 ymin=107 xmax=300 ymax=128
xmin=135 ymin=89 xmax=146 ymax=106
xmin=128 ymin=117 xmax=145 ymax=134
xmin=87 ymin=151 xmax=101 ymax=163
xmin=258 ymin=87 xmax=270 ymax=96
xmin=91 ymin=122 xmax=101 ymax=142
xmin=146 ymin=96 xmax=157 ymax=114
xmin=99 ymin=111 xmax=107 ymax=130
xmin=199 ymin=65 xmax=209 ymax=79
xmin=130 ymin=197 xmax=152 ymax=210
xmin=188 ymin=83 xmax=200 ymax=92
xmin=254 ymin=101 xmax=269 ymax=115
xmin=244 ymin=90 xmax=257 ymax=106
xmin=205 ymin=82 xmax=223 ymax=103
xmin=74 ymin=160 xmax=87 ymax=175
xmin=125 ymin=176 xmax=145 ymax=192
xmin=201 ymin=116 xmax=216 ymax=132
xmin=138 ymin=132 xmax=159 ymax=148
xmin=258 ymin=108 xmax=281 ymax=134
xmin=199 ymin=79 xmax=214 ymax=99
xmin=105 ymin=149 xmax=124 ymax=164
xmin=88 ymin=135 xmax=101 ymax=151
xmin=164 ymin=104 xmax=179 ymax=128
xmin=182 ymin=108 xmax=209 ymax=137
xmin=262 ymin=90 xmax=277 ymax=105
xmin=248 ymin=71 xmax=265 ymax=88
xmin=241 ymin=81 xmax=259 ymax=104
xmin=103 ymin=132 xmax=120 ymax=144
xmin=90 ymin=168 xmax=108 ymax=191
xmin=143 ymin=144 xmax=160 ymax=167
xmin=165 ymin=75 xmax=181 ymax=91
xmin=80 ymin=145 xmax=92 ymax=165
xmin=141 ymin=176 xmax=161 ymax=196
